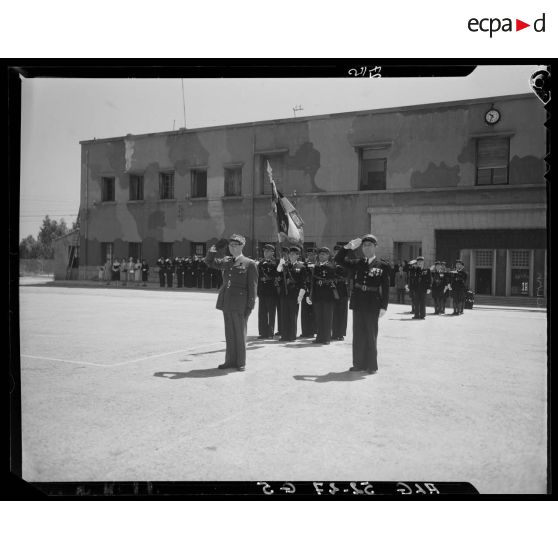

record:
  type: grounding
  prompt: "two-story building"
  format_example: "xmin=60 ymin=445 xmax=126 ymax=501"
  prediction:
xmin=77 ymin=92 xmax=547 ymax=299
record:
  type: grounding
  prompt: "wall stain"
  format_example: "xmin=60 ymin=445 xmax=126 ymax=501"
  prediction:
xmin=410 ymin=162 xmax=460 ymax=189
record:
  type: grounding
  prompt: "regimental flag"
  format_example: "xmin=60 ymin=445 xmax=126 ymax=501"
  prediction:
xmin=267 ymin=161 xmax=304 ymax=244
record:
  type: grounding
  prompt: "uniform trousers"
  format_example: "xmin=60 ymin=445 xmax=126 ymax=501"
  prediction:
xmin=276 ymin=297 xmax=283 ymax=335
xmin=222 ymin=311 xmax=248 ymax=367
xmin=300 ymin=297 xmax=316 ymax=336
xmin=453 ymin=289 xmax=465 ymax=313
xmin=258 ymin=296 xmax=277 ymax=338
xmin=410 ymin=290 xmax=417 ymax=314
xmin=332 ymin=297 xmax=348 ymax=338
xmin=166 ymin=271 xmax=173 ymax=288
xmin=352 ymin=309 xmax=380 ymax=371
xmin=414 ymin=290 xmax=427 ymax=318
xmin=314 ymin=300 xmax=334 ymax=343
xmin=432 ymin=289 xmax=445 ymax=313
xmin=280 ymin=297 xmax=299 ymax=341
xmin=176 ymin=271 xmax=183 ymax=288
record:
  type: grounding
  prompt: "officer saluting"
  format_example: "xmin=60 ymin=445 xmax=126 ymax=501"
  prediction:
xmin=256 ymin=244 xmax=279 ymax=339
xmin=450 ymin=259 xmax=468 ymax=315
xmin=410 ymin=256 xmax=431 ymax=320
xmin=205 ymin=234 xmax=258 ymax=371
xmin=431 ymin=261 xmax=450 ymax=315
xmin=334 ymin=234 xmax=390 ymax=375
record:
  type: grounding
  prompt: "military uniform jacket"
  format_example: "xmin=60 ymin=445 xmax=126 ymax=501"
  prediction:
xmin=141 ymin=262 xmax=149 ymax=273
xmin=205 ymin=251 xmax=258 ymax=313
xmin=334 ymin=264 xmax=350 ymax=298
xmin=279 ymin=261 xmax=307 ymax=299
xmin=413 ymin=268 xmax=432 ymax=292
xmin=312 ymin=262 xmax=338 ymax=302
xmin=257 ymin=258 xmax=279 ymax=298
xmin=431 ymin=271 xmax=450 ymax=295
xmin=450 ymin=269 xmax=468 ymax=292
xmin=335 ymin=248 xmax=390 ymax=311
xmin=157 ymin=258 xmax=166 ymax=272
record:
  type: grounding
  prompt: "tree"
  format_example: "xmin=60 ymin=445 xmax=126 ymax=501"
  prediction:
xmin=19 ymin=235 xmax=41 ymax=259
xmin=36 ymin=215 xmax=69 ymax=258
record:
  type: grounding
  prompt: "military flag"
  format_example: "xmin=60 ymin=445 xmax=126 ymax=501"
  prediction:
xmin=267 ymin=161 xmax=304 ymax=244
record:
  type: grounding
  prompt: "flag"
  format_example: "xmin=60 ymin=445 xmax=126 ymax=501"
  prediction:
xmin=267 ymin=162 xmax=304 ymax=244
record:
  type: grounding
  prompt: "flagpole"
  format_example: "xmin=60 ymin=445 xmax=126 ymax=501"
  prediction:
xmin=250 ymin=133 xmax=256 ymax=258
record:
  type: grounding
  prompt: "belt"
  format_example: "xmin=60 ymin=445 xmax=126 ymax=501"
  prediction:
xmin=354 ymin=283 xmax=379 ymax=292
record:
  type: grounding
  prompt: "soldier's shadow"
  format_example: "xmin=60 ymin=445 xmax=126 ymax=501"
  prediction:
xmin=293 ymin=370 xmax=368 ymax=382
xmin=154 ymin=368 xmax=244 ymax=379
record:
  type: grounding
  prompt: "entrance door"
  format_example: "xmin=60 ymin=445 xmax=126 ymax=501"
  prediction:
xmin=475 ymin=268 xmax=492 ymax=295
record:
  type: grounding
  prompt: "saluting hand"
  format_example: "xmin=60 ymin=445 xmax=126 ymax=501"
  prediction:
xmin=379 ymin=308 xmax=386 ymax=318
xmin=344 ymin=238 xmax=362 ymax=250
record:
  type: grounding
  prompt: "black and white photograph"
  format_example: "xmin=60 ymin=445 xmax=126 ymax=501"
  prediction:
xmin=14 ymin=63 xmax=549 ymax=496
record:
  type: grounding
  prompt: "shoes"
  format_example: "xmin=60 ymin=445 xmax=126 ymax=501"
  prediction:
xmin=412 ymin=316 xmax=421 ymax=320
xmin=366 ymin=369 xmax=378 ymax=375
xmin=323 ymin=341 xmax=330 ymax=345
xmin=237 ymin=366 xmax=245 ymax=371
xmin=349 ymin=366 xmax=363 ymax=372
xmin=257 ymin=335 xmax=267 ymax=339
xmin=217 ymin=363 xmax=234 ymax=369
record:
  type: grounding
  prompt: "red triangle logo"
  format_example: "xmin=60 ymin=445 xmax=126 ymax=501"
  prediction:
xmin=516 ymin=19 xmax=530 ymax=31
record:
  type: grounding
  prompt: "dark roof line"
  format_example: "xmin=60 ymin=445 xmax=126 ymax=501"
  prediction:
xmin=79 ymin=92 xmax=536 ymax=145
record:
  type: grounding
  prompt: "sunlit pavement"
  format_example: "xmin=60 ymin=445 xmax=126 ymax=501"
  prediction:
xmin=18 ymin=284 xmax=547 ymax=493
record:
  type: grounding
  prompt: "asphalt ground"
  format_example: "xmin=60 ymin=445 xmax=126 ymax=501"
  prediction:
xmin=18 ymin=280 xmax=548 ymax=493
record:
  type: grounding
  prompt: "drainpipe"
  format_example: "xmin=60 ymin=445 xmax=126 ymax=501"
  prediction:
xmin=83 ymin=148 xmax=89 ymax=280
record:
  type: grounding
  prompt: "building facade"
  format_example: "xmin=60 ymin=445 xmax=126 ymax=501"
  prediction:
xmin=78 ymin=93 xmax=547 ymax=298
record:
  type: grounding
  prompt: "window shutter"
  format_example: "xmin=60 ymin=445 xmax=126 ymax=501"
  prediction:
xmin=477 ymin=137 xmax=509 ymax=168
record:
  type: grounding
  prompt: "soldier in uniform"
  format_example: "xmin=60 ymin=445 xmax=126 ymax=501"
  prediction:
xmin=141 ymin=259 xmax=149 ymax=286
xmin=450 ymin=259 xmax=468 ymax=315
xmin=405 ymin=260 xmax=417 ymax=314
xmin=331 ymin=244 xmax=349 ymax=341
xmin=335 ymin=234 xmax=390 ymax=374
xmin=175 ymin=257 xmax=184 ymax=288
xmin=307 ymin=247 xmax=338 ymax=345
xmin=164 ymin=257 xmax=173 ymax=288
xmin=300 ymin=248 xmax=317 ymax=338
xmin=205 ymin=234 xmax=258 ymax=371
xmin=277 ymin=246 xmax=307 ymax=342
xmin=410 ymin=256 xmax=431 ymax=319
xmin=256 ymin=244 xmax=279 ymax=339
xmin=156 ymin=257 xmax=165 ymax=287
xmin=431 ymin=261 xmax=450 ymax=314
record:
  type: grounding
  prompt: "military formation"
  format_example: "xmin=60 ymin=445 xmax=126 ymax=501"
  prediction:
xmin=102 ymin=234 xmax=470 ymax=375
xmin=152 ymin=256 xmax=223 ymax=289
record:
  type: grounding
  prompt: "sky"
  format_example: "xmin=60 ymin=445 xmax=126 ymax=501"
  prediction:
xmin=19 ymin=65 xmax=543 ymax=240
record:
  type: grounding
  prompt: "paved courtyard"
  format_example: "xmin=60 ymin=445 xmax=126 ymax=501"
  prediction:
xmin=18 ymin=280 xmax=548 ymax=493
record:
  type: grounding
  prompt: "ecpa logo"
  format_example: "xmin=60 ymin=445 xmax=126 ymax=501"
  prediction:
xmin=468 ymin=13 xmax=546 ymax=37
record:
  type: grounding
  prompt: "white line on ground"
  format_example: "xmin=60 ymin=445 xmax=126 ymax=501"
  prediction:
xmin=21 ymin=341 xmax=225 ymax=368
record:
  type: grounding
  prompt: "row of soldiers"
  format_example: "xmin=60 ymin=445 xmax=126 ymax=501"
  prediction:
xmin=156 ymin=257 xmax=223 ymax=289
xmin=406 ymin=257 xmax=469 ymax=318
xmin=256 ymin=243 xmax=351 ymax=344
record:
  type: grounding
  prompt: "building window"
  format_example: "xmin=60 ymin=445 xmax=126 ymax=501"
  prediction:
xmin=101 ymin=242 xmax=113 ymax=263
xmin=475 ymin=249 xmax=493 ymax=268
xmin=158 ymin=242 xmax=173 ymax=259
xmin=393 ymin=242 xmax=422 ymax=264
xmin=128 ymin=242 xmax=142 ymax=261
xmin=101 ymin=177 xmax=115 ymax=202
xmin=510 ymin=250 xmax=530 ymax=296
xmin=191 ymin=242 xmax=206 ymax=257
xmin=191 ymin=169 xmax=207 ymax=198
xmin=159 ymin=172 xmax=175 ymax=199
xmin=129 ymin=174 xmax=144 ymax=201
xmin=224 ymin=167 xmax=242 ymax=197
xmin=511 ymin=250 xmax=530 ymax=268
xmin=260 ymin=153 xmax=286 ymax=194
xmin=476 ymin=137 xmax=510 ymax=185
xmin=359 ymin=152 xmax=387 ymax=190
